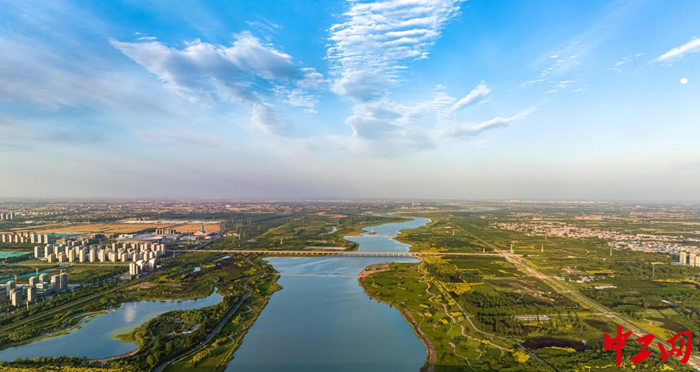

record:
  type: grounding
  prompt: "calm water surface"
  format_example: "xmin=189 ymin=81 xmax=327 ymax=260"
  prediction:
xmin=0 ymin=291 xmax=223 ymax=360
xmin=225 ymin=216 xmax=430 ymax=372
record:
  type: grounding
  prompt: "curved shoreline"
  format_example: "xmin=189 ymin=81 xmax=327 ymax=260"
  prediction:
xmin=350 ymin=216 xmax=434 ymax=371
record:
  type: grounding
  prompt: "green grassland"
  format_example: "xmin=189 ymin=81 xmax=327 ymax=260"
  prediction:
xmin=368 ymin=206 xmax=700 ymax=371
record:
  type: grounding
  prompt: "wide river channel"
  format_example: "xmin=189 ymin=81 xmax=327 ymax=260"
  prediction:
xmin=0 ymin=216 xmax=430 ymax=371
xmin=225 ymin=216 xmax=430 ymax=372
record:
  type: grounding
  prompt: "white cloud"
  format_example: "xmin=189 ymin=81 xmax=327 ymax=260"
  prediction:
xmin=111 ymin=32 xmax=319 ymax=132
xmin=344 ymin=99 xmax=436 ymax=156
xmin=656 ymin=37 xmax=700 ymax=63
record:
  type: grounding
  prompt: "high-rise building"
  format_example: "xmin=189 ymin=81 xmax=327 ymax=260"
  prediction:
xmin=27 ymin=286 xmax=37 ymax=303
xmin=68 ymin=250 xmax=76 ymax=262
xmin=89 ymin=249 xmax=96 ymax=262
xmin=29 ymin=276 xmax=38 ymax=287
xmin=680 ymin=251 xmax=688 ymax=265
xmin=59 ymin=273 xmax=68 ymax=291
xmin=34 ymin=246 xmax=42 ymax=258
xmin=39 ymin=273 xmax=48 ymax=283
xmin=50 ymin=275 xmax=60 ymax=292
xmin=10 ymin=288 xmax=23 ymax=307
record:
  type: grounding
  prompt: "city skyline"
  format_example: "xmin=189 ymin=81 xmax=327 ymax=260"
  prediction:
xmin=1 ymin=0 xmax=699 ymax=200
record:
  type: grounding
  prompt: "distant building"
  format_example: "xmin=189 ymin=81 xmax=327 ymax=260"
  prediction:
xmin=680 ymin=251 xmax=688 ymax=265
xmin=68 ymin=249 xmax=76 ymax=262
xmin=129 ymin=262 xmax=140 ymax=276
xmin=156 ymin=227 xmax=178 ymax=235
xmin=0 ymin=212 xmax=16 ymax=221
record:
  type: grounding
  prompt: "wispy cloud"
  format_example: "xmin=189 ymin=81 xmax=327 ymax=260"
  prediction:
xmin=0 ymin=114 xmax=105 ymax=149
xmin=438 ymin=108 xmax=536 ymax=138
xmin=328 ymin=0 xmax=464 ymax=101
xmin=656 ymin=37 xmax=700 ymax=63
xmin=135 ymin=129 xmax=230 ymax=148
xmin=446 ymin=82 xmax=491 ymax=116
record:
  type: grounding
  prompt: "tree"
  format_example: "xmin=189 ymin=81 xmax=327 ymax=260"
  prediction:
xmin=513 ymin=349 xmax=530 ymax=364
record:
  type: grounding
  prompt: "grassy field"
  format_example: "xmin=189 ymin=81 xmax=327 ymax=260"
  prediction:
xmin=362 ymin=262 xmax=532 ymax=371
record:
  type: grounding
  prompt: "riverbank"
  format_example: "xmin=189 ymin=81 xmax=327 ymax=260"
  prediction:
xmin=359 ymin=271 xmax=436 ymax=372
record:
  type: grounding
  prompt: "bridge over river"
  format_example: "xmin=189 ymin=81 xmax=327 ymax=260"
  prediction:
xmin=172 ymin=249 xmax=510 ymax=258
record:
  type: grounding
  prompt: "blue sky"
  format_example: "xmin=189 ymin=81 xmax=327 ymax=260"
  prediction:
xmin=1 ymin=0 xmax=699 ymax=200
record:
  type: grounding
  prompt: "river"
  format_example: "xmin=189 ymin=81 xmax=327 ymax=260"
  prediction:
xmin=0 ymin=291 xmax=224 ymax=361
xmin=225 ymin=216 xmax=430 ymax=372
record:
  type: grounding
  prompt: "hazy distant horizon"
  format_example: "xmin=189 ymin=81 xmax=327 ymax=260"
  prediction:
xmin=1 ymin=1 xmax=698 ymax=201
xmin=1 ymin=196 xmax=699 ymax=205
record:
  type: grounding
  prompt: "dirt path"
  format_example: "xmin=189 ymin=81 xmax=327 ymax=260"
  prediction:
xmin=358 ymin=263 xmax=392 ymax=278
xmin=404 ymin=309 xmax=437 ymax=372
